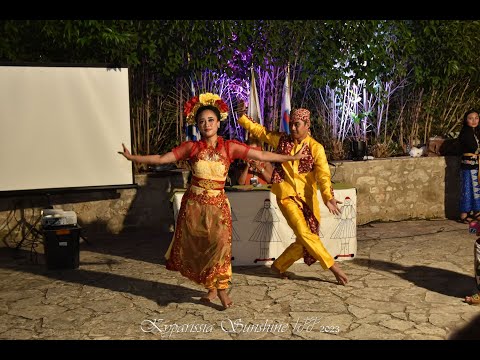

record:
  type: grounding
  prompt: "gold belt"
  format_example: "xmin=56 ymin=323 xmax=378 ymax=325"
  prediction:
xmin=191 ymin=176 xmax=225 ymax=190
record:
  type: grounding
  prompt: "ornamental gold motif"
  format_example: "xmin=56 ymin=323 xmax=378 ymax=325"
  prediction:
xmin=197 ymin=179 xmax=223 ymax=190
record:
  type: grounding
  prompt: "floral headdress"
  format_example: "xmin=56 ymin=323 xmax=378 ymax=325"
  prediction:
xmin=184 ymin=92 xmax=229 ymax=125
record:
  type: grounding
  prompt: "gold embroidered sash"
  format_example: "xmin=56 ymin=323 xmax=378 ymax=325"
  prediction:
xmin=191 ymin=176 xmax=225 ymax=190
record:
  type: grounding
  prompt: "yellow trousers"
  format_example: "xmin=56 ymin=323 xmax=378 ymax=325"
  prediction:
xmin=272 ymin=196 xmax=334 ymax=273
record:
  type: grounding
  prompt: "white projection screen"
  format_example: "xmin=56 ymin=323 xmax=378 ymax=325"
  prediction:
xmin=0 ymin=65 xmax=134 ymax=195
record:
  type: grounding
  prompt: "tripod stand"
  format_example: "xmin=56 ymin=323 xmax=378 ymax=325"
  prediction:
xmin=2 ymin=194 xmax=91 ymax=259
xmin=14 ymin=209 xmax=43 ymax=250
xmin=1 ymin=195 xmax=50 ymax=251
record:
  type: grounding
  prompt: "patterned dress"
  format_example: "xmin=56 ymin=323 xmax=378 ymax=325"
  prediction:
xmin=165 ymin=137 xmax=249 ymax=290
xmin=458 ymin=126 xmax=480 ymax=213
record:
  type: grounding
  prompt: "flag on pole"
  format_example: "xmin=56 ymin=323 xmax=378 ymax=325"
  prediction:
xmin=279 ymin=66 xmax=291 ymax=134
xmin=186 ymin=79 xmax=198 ymax=141
xmin=247 ymin=67 xmax=263 ymax=126
xmin=185 ymin=123 xmax=199 ymax=141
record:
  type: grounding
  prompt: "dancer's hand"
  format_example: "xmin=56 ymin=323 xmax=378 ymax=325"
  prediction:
xmin=236 ymin=100 xmax=247 ymax=118
xmin=293 ymin=143 xmax=309 ymax=160
xmin=326 ymin=198 xmax=342 ymax=215
xmin=118 ymin=143 xmax=132 ymax=161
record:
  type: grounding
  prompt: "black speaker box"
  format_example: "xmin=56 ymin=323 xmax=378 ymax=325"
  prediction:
xmin=42 ymin=226 xmax=80 ymax=270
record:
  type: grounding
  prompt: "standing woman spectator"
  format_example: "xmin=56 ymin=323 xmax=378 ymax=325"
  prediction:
xmin=458 ymin=109 xmax=480 ymax=223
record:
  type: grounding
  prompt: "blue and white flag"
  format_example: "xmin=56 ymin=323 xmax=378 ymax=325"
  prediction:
xmin=279 ymin=67 xmax=291 ymax=134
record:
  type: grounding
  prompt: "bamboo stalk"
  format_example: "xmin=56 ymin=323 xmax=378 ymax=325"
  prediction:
xmin=424 ymin=89 xmax=435 ymax=144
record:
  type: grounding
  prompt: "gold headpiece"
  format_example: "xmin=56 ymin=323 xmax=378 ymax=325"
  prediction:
xmin=183 ymin=92 xmax=229 ymax=125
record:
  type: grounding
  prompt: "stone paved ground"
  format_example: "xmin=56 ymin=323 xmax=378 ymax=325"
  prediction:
xmin=1 ymin=219 xmax=479 ymax=340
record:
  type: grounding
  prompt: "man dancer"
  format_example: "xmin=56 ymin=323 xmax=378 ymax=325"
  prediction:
xmin=237 ymin=106 xmax=348 ymax=285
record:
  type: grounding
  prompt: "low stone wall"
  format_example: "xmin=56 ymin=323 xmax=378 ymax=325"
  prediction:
xmin=330 ymin=156 xmax=460 ymax=225
xmin=0 ymin=172 xmax=184 ymax=241
xmin=0 ymin=156 xmax=461 ymax=241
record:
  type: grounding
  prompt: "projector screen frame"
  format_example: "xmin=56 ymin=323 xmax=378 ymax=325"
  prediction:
xmin=0 ymin=62 xmax=137 ymax=197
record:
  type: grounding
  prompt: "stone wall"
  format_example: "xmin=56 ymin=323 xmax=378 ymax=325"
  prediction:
xmin=330 ymin=156 xmax=460 ymax=225
xmin=0 ymin=172 xmax=185 ymax=242
xmin=0 ymin=156 xmax=461 ymax=241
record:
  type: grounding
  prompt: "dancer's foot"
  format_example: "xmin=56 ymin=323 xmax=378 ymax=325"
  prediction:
xmin=271 ymin=264 xmax=289 ymax=279
xmin=330 ymin=262 xmax=348 ymax=285
xmin=200 ymin=288 xmax=217 ymax=303
xmin=465 ymin=293 xmax=480 ymax=305
xmin=217 ymin=289 xmax=233 ymax=309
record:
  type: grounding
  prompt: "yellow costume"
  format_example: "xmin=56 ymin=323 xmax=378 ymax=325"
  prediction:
xmin=238 ymin=115 xmax=335 ymax=272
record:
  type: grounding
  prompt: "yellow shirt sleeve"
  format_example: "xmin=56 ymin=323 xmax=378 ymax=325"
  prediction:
xmin=237 ymin=115 xmax=282 ymax=149
xmin=312 ymin=142 xmax=334 ymax=203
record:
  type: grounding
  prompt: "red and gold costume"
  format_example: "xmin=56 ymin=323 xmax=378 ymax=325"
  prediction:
xmin=237 ymin=114 xmax=335 ymax=271
xmin=165 ymin=137 xmax=249 ymax=290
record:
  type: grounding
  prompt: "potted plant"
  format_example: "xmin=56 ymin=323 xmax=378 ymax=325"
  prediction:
xmin=350 ymin=111 xmax=370 ymax=160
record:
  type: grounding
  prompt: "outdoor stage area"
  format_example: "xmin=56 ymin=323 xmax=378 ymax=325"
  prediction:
xmin=172 ymin=183 xmax=357 ymax=265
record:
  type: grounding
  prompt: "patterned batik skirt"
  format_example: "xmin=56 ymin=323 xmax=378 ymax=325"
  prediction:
xmin=460 ymin=169 xmax=480 ymax=213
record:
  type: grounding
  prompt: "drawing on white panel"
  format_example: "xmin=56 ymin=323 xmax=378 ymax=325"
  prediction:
xmin=331 ymin=196 xmax=356 ymax=259
xmin=291 ymin=227 xmax=323 ymax=239
xmin=230 ymin=206 xmax=240 ymax=242
xmin=249 ymin=198 xmax=282 ymax=263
